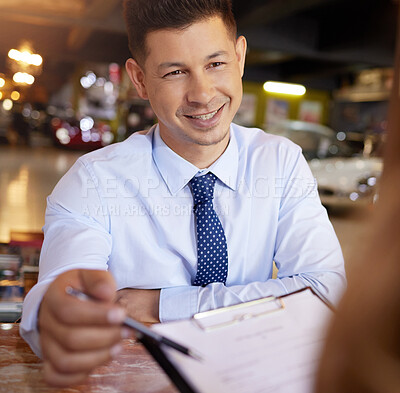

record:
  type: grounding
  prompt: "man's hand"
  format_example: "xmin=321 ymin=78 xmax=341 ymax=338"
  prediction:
xmin=115 ymin=288 xmax=160 ymax=323
xmin=38 ymin=269 xmax=129 ymax=387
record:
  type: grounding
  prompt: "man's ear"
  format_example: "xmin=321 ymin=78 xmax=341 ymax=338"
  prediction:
xmin=125 ymin=58 xmax=148 ymax=100
xmin=235 ymin=36 xmax=247 ymax=78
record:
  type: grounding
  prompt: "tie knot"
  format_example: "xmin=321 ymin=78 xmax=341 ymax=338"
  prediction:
xmin=190 ymin=172 xmax=216 ymax=205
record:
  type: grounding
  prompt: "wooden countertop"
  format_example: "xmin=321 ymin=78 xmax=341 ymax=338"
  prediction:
xmin=0 ymin=323 xmax=178 ymax=393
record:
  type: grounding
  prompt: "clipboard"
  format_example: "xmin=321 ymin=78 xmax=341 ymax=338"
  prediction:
xmin=145 ymin=287 xmax=334 ymax=393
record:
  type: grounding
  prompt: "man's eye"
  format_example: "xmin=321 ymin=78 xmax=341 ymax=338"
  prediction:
xmin=209 ymin=62 xmax=224 ymax=68
xmin=164 ymin=70 xmax=183 ymax=77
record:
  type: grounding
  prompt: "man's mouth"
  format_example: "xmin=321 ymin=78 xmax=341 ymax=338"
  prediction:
xmin=184 ymin=105 xmax=224 ymax=121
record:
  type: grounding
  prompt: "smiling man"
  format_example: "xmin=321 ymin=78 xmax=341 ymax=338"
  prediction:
xmin=20 ymin=0 xmax=346 ymax=387
xmin=125 ymin=15 xmax=245 ymax=168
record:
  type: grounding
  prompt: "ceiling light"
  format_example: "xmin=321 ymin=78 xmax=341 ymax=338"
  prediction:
xmin=11 ymin=91 xmax=20 ymax=101
xmin=8 ymin=49 xmax=19 ymax=61
xmin=8 ymin=49 xmax=42 ymax=66
xmin=0 ymin=77 xmax=5 ymax=88
xmin=263 ymin=81 xmax=306 ymax=96
xmin=30 ymin=54 xmax=43 ymax=67
xmin=13 ymin=72 xmax=35 ymax=85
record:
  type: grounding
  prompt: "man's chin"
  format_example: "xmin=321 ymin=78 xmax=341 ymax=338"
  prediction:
xmin=189 ymin=128 xmax=230 ymax=147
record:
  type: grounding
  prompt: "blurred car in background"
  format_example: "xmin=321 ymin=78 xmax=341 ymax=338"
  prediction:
xmin=308 ymin=156 xmax=382 ymax=206
xmin=267 ymin=120 xmax=384 ymax=206
xmin=51 ymin=116 xmax=114 ymax=150
xmin=268 ymin=120 xmax=353 ymax=160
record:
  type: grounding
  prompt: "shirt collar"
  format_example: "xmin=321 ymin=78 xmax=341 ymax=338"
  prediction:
xmin=207 ymin=125 xmax=238 ymax=191
xmin=152 ymin=124 xmax=239 ymax=195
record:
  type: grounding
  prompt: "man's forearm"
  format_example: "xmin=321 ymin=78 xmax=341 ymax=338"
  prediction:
xmin=159 ymin=271 xmax=346 ymax=322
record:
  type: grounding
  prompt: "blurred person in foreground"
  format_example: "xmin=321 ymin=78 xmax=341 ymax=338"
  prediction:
xmin=20 ymin=0 xmax=346 ymax=387
xmin=315 ymin=8 xmax=400 ymax=393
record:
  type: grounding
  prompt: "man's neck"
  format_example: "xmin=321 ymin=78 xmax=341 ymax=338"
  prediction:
xmin=182 ymin=142 xmax=229 ymax=169
xmin=159 ymin=129 xmax=230 ymax=169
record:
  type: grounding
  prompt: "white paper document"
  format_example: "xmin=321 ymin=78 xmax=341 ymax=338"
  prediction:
xmin=152 ymin=288 xmax=333 ymax=393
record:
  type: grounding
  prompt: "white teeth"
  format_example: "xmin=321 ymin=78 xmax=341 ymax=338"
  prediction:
xmin=190 ymin=109 xmax=218 ymax=120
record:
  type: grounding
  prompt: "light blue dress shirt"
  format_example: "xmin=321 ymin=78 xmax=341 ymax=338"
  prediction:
xmin=20 ymin=123 xmax=346 ymax=356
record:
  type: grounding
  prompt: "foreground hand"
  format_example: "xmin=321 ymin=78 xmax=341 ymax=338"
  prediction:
xmin=115 ymin=288 xmax=160 ymax=323
xmin=38 ymin=269 xmax=128 ymax=387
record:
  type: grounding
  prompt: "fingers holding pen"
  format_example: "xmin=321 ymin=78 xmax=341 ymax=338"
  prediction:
xmin=42 ymin=332 xmax=123 ymax=375
xmin=39 ymin=297 xmax=130 ymax=387
xmin=40 ymin=269 xmax=125 ymax=326
xmin=38 ymin=269 xmax=130 ymax=387
xmin=39 ymin=271 xmax=129 ymax=351
xmin=41 ymin=286 xmax=126 ymax=327
xmin=40 ymin=306 xmax=129 ymax=352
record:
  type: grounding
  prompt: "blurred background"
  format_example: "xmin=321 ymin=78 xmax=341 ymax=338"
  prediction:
xmin=0 ymin=0 xmax=396 ymax=320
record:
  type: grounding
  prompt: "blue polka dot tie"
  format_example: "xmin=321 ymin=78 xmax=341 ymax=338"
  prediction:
xmin=190 ymin=172 xmax=228 ymax=286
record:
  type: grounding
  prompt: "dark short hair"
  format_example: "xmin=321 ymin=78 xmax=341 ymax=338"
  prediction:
xmin=123 ymin=0 xmax=237 ymax=65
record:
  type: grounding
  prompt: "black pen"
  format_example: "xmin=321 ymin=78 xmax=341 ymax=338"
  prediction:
xmin=65 ymin=286 xmax=203 ymax=361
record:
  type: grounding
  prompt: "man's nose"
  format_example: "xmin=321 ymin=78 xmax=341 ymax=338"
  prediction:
xmin=186 ymin=73 xmax=215 ymax=105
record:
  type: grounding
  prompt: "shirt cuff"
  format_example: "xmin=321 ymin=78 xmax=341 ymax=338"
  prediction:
xmin=159 ymin=286 xmax=200 ymax=322
xmin=19 ymin=281 xmax=51 ymax=358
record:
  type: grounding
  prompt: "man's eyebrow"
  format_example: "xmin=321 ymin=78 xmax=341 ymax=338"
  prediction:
xmin=158 ymin=62 xmax=186 ymax=72
xmin=157 ymin=51 xmax=230 ymax=72
xmin=206 ymin=51 xmax=229 ymax=61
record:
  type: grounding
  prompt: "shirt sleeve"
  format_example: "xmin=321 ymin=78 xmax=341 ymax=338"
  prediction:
xmin=19 ymin=159 xmax=112 ymax=357
xmin=159 ymin=147 xmax=346 ymax=322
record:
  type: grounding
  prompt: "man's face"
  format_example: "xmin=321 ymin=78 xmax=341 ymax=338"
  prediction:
xmin=126 ymin=16 xmax=246 ymax=160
